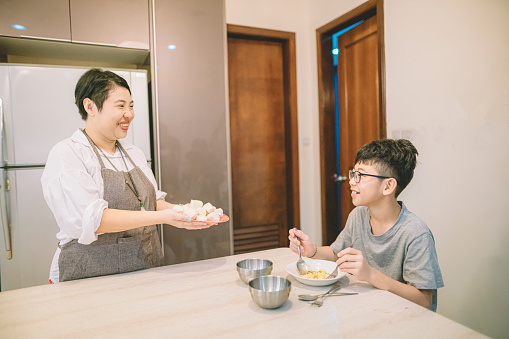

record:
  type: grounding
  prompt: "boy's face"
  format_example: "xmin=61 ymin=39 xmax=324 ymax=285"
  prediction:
xmin=349 ymin=162 xmax=388 ymax=207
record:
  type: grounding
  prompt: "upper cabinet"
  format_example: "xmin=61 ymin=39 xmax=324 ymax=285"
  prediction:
xmin=69 ymin=0 xmax=149 ymax=49
xmin=0 ymin=0 xmax=71 ymax=41
xmin=0 ymin=0 xmax=149 ymax=50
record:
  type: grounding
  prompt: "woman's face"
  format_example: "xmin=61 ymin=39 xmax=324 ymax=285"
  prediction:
xmin=95 ymin=85 xmax=134 ymax=141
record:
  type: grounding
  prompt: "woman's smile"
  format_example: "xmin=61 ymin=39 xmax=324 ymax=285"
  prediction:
xmin=119 ymin=121 xmax=130 ymax=131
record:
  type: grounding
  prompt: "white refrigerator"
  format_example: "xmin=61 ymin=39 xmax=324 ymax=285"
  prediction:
xmin=0 ymin=64 xmax=151 ymax=291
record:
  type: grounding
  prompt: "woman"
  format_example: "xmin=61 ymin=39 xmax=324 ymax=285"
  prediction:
xmin=41 ymin=68 xmax=207 ymax=283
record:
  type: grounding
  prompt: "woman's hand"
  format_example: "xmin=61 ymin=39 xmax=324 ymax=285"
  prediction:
xmin=336 ymin=247 xmax=374 ymax=282
xmin=288 ymin=228 xmax=316 ymax=258
xmin=159 ymin=208 xmax=209 ymax=230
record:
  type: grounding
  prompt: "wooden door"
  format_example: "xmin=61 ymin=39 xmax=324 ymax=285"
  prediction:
xmin=317 ymin=2 xmax=384 ymax=245
xmin=227 ymin=27 xmax=299 ymax=254
xmin=337 ymin=15 xmax=381 ymax=230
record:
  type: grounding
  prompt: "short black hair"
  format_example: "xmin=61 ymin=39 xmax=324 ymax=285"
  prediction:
xmin=74 ymin=68 xmax=131 ymax=120
xmin=355 ymin=139 xmax=418 ymax=197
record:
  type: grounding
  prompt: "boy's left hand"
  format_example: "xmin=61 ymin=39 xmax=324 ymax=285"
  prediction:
xmin=336 ymin=247 xmax=373 ymax=283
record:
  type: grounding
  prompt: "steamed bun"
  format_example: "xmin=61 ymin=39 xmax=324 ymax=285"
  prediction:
xmin=173 ymin=199 xmax=224 ymax=222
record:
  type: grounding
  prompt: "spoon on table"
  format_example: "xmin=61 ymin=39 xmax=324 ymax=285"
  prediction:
xmin=298 ymin=292 xmax=358 ymax=301
xmin=293 ymin=227 xmax=308 ymax=275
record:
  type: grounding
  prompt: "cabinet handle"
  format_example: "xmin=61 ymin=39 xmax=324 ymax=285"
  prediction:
xmin=71 ymin=40 xmax=117 ymax=47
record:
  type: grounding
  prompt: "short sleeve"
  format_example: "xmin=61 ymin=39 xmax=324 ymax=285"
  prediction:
xmin=41 ymin=140 xmax=108 ymax=245
xmin=43 ymin=169 xmax=108 ymax=245
xmin=403 ymin=233 xmax=444 ymax=290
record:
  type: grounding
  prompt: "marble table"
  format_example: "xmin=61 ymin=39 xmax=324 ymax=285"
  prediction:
xmin=0 ymin=247 xmax=486 ymax=338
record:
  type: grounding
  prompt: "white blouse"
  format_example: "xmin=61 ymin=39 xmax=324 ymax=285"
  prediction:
xmin=41 ymin=129 xmax=166 ymax=283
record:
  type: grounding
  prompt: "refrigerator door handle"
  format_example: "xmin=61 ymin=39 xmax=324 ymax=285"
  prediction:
xmin=0 ymin=97 xmax=4 ymax=165
xmin=0 ymin=98 xmax=12 ymax=260
xmin=0 ymin=174 xmax=12 ymax=260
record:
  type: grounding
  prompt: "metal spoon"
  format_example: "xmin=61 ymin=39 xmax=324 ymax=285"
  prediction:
xmin=293 ymin=227 xmax=308 ymax=275
xmin=298 ymin=292 xmax=358 ymax=301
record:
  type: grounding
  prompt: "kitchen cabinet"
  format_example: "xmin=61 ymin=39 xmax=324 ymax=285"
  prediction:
xmin=69 ymin=0 xmax=149 ymax=49
xmin=0 ymin=0 xmax=71 ymax=41
xmin=0 ymin=0 xmax=149 ymax=50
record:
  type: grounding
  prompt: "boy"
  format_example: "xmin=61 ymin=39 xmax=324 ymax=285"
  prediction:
xmin=289 ymin=139 xmax=443 ymax=311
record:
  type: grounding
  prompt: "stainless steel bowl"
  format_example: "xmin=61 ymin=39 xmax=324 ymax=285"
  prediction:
xmin=248 ymin=275 xmax=291 ymax=309
xmin=236 ymin=259 xmax=273 ymax=284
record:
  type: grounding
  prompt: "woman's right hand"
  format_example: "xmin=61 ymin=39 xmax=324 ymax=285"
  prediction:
xmin=160 ymin=208 xmax=210 ymax=230
xmin=288 ymin=228 xmax=315 ymax=257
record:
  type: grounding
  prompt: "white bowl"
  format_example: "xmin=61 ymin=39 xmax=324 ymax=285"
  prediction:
xmin=286 ymin=259 xmax=344 ymax=286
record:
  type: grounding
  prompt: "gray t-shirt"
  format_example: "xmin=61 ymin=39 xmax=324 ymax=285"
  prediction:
xmin=330 ymin=202 xmax=444 ymax=311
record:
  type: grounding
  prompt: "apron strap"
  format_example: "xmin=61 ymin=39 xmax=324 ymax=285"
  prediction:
xmin=81 ymin=129 xmax=107 ymax=169
xmin=116 ymin=142 xmax=138 ymax=168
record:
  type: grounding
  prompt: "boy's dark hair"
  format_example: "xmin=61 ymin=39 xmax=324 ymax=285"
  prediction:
xmin=75 ymin=68 xmax=131 ymax=120
xmin=355 ymin=139 xmax=418 ymax=197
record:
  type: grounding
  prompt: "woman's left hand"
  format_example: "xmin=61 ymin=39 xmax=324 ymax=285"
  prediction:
xmin=336 ymin=247 xmax=374 ymax=283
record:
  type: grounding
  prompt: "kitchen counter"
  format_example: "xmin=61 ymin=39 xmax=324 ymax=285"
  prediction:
xmin=0 ymin=248 xmax=485 ymax=338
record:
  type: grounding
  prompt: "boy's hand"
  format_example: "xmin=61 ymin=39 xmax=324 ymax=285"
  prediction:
xmin=288 ymin=228 xmax=315 ymax=258
xmin=336 ymin=247 xmax=374 ymax=282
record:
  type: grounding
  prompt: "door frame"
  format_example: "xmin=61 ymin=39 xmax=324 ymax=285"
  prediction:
xmin=227 ymin=24 xmax=300 ymax=246
xmin=316 ymin=0 xmax=386 ymax=245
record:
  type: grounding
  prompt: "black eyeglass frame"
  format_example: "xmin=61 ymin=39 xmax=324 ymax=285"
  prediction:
xmin=348 ymin=170 xmax=394 ymax=183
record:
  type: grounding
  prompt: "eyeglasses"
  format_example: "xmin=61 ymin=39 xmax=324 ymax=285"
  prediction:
xmin=349 ymin=170 xmax=392 ymax=183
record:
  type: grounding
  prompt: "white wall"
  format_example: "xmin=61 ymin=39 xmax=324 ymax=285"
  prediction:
xmin=384 ymin=1 xmax=509 ymax=338
xmin=226 ymin=0 xmax=509 ymax=338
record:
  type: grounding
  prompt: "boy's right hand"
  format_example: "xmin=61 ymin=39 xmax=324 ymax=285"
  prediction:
xmin=288 ymin=228 xmax=315 ymax=257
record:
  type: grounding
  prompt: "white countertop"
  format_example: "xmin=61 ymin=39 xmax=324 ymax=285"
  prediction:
xmin=0 ymin=248 xmax=485 ymax=338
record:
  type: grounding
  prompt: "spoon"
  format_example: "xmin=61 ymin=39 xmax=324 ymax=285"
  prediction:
xmin=298 ymin=292 xmax=358 ymax=301
xmin=293 ymin=227 xmax=308 ymax=275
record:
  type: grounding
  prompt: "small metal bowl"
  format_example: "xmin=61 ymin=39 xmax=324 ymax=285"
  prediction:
xmin=236 ymin=259 xmax=273 ymax=284
xmin=249 ymin=275 xmax=291 ymax=309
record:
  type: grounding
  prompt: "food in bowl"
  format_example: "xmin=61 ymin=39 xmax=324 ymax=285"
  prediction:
xmin=301 ymin=269 xmax=328 ymax=279
xmin=286 ymin=259 xmax=344 ymax=286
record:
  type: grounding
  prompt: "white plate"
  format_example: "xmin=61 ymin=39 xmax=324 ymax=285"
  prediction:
xmin=286 ymin=259 xmax=344 ymax=286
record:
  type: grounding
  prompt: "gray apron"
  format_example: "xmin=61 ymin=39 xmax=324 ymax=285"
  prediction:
xmin=58 ymin=131 xmax=164 ymax=282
